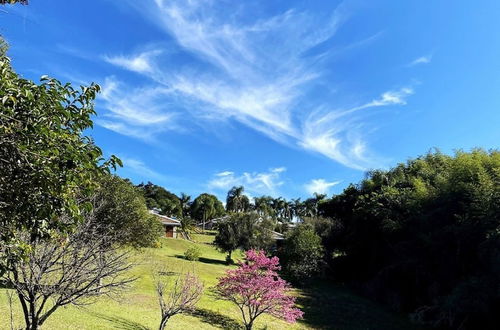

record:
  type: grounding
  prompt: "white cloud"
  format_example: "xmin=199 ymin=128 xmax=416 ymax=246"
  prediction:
xmin=102 ymin=1 xmax=414 ymax=170
xmin=104 ymin=50 xmax=162 ymax=74
xmin=304 ymin=179 xmax=341 ymax=195
xmin=216 ymin=171 xmax=234 ymax=177
xmin=96 ymin=76 xmax=178 ymax=140
xmin=409 ymin=55 xmax=432 ymax=66
xmin=208 ymin=168 xmax=286 ymax=197
xmin=300 ymin=87 xmax=413 ymax=170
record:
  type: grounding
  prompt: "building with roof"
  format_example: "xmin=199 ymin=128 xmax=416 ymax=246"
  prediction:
xmin=149 ymin=210 xmax=181 ymax=238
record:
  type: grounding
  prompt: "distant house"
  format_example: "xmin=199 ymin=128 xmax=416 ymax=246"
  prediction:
xmin=198 ymin=216 xmax=229 ymax=230
xmin=149 ymin=210 xmax=181 ymax=238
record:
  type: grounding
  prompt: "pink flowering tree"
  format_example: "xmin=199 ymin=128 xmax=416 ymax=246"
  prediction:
xmin=215 ymin=250 xmax=303 ymax=330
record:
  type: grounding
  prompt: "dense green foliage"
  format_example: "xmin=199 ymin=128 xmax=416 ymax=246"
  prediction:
xmin=0 ymin=47 xmax=119 ymax=271
xmin=316 ymin=149 xmax=499 ymax=329
xmin=214 ymin=213 xmax=274 ymax=262
xmin=137 ymin=182 xmax=182 ymax=218
xmin=279 ymin=224 xmax=324 ymax=283
xmin=93 ymin=176 xmax=163 ymax=248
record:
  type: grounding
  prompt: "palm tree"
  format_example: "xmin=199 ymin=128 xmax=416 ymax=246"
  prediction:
xmin=179 ymin=216 xmax=194 ymax=240
xmin=254 ymin=196 xmax=274 ymax=217
xmin=226 ymin=186 xmax=250 ymax=213
xmin=179 ymin=193 xmax=191 ymax=218
xmin=282 ymin=200 xmax=292 ymax=221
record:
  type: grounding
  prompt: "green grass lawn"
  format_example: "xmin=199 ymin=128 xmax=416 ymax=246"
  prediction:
xmin=0 ymin=234 xmax=416 ymax=330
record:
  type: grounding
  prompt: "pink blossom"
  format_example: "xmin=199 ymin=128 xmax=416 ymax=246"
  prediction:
xmin=215 ymin=250 xmax=303 ymax=329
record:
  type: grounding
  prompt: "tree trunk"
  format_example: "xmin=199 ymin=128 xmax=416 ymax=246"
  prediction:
xmin=245 ymin=321 xmax=253 ymax=330
xmin=159 ymin=315 xmax=170 ymax=330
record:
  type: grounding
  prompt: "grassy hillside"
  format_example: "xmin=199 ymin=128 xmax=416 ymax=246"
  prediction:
xmin=0 ymin=234 xmax=416 ymax=329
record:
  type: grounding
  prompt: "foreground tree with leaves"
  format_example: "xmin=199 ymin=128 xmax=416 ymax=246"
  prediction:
xmin=0 ymin=45 xmax=120 ymax=272
xmin=154 ymin=271 xmax=204 ymax=330
xmin=215 ymin=250 xmax=303 ymax=330
xmin=1 ymin=210 xmax=135 ymax=330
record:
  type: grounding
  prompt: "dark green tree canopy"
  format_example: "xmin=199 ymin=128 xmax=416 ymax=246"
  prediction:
xmin=137 ymin=182 xmax=182 ymax=218
xmin=318 ymin=149 xmax=500 ymax=329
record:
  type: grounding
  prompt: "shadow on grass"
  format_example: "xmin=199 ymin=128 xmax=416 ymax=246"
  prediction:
xmin=86 ymin=310 xmax=150 ymax=330
xmin=188 ymin=307 xmax=243 ymax=330
xmin=174 ymin=255 xmax=228 ymax=266
xmin=296 ymin=280 xmax=417 ymax=330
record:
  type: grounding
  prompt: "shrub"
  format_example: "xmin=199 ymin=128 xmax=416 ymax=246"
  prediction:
xmin=280 ymin=224 xmax=324 ymax=283
xmin=184 ymin=246 xmax=201 ymax=261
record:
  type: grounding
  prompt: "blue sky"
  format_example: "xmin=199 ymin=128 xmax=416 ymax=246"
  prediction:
xmin=1 ymin=0 xmax=499 ymax=201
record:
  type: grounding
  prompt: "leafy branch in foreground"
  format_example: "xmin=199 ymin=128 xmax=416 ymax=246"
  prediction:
xmin=0 ymin=48 xmax=120 ymax=271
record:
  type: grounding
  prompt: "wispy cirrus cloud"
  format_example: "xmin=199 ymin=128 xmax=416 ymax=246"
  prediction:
xmin=304 ymin=179 xmax=341 ymax=195
xmin=100 ymin=0 xmax=415 ymax=169
xmin=301 ymin=87 xmax=413 ymax=170
xmin=208 ymin=167 xmax=286 ymax=197
xmin=409 ymin=55 xmax=432 ymax=66
xmin=96 ymin=76 xmax=178 ymax=140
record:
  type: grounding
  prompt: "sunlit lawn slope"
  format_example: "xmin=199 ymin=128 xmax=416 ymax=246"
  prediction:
xmin=0 ymin=233 xmax=415 ymax=329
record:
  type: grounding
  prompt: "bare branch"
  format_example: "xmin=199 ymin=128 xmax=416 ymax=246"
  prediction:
xmin=1 ymin=211 xmax=136 ymax=329
xmin=153 ymin=268 xmax=204 ymax=330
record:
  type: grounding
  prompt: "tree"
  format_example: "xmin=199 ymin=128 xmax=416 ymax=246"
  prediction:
xmin=280 ymin=224 xmax=324 ymax=282
xmin=137 ymin=182 xmax=182 ymax=218
xmin=320 ymin=149 xmax=500 ymax=329
xmin=179 ymin=192 xmax=192 ymax=218
xmin=214 ymin=218 xmax=239 ymax=262
xmin=0 ymin=0 xmax=28 ymax=5
xmin=190 ymin=193 xmax=225 ymax=231
xmin=291 ymin=198 xmax=305 ymax=219
xmin=179 ymin=216 xmax=195 ymax=240
xmin=226 ymin=186 xmax=250 ymax=213
xmin=154 ymin=271 xmax=203 ymax=330
xmin=254 ymin=196 xmax=275 ymax=217
xmin=215 ymin=250 xmax=303 ymax=330
xmin=1 ymin=213 xmax=134 ymax=330
xmin=93 ymin=175 xmax=163 ymax=248
xmin=0 ymin=49 xmax=120 ymax=272
xmin=214 ymin=213 xmax=274 ymax=262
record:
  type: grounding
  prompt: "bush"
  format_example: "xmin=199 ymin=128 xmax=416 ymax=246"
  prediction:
xmin=184 ymin=246 xmax=201 ymax=261
xmin=279 ymin=224 xmax=324 ymax=283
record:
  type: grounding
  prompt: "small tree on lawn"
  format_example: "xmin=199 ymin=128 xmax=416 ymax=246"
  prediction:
xmin=215 ymin=250 xmax=303 ymax=330
xmin=154 ymin=271 xmax=204 ymax=330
